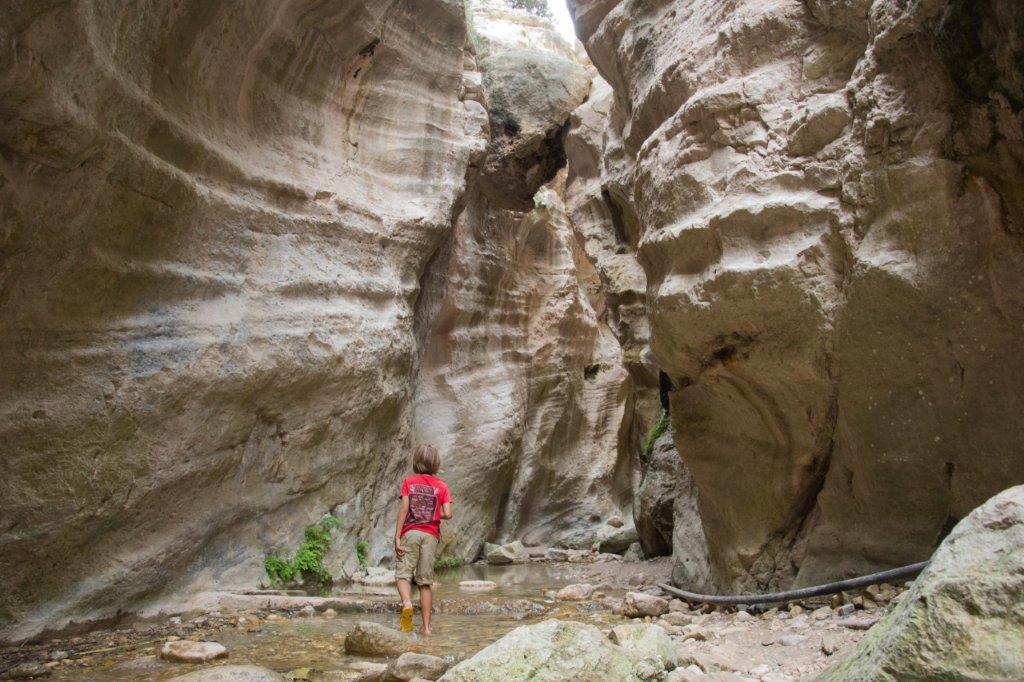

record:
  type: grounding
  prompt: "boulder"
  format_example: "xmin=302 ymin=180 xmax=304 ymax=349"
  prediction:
xmin=622 ymin=543 xmax=643 ymax=562
xmin=159 ymin=641 xmax=228 ymax=664
xmin=608 ymin=622 xmax=676 ymax=672
xmin=168 ymin=666 xmax=285 ymax=681
xmin=485 ymin=541 xmax=529 ymax=565
xmin=344 ymin=621 xmax=415 ymax=657
xmin=544 ymin=548 xmax=569 ymax=562
xmin=822 ymin=485 xmax=1024 ymax=680
xmin=438 ymin=619 xmax=644 ymax=681
xmin=633 ymin=430 xmax=680 ymax=556
xmin=555 ymin=583 xmax=595 ymax=601
xmin=621 ymin=592 xmax=669 ymax=618
xmin=383 ymin=652 xmax=449 ymax=681
xmin=598 ymin=526 xmax=639 ymax=555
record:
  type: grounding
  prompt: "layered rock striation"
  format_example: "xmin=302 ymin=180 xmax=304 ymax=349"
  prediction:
xmin=568 ymin=0 xmax=1024 ymax=590
xmin=0 ymin=0 xmax=633 ymax=641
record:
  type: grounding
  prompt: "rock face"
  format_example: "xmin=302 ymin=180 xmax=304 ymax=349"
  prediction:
xmin=438 ymin=619 xmax=645 ymax=682
xmin=823 ymin=485 xmax=1024 ymax=680
xmin=567 ymin=0 xmax=1024 ymax=590
xmin=0 ymin=0 xmax=634 ymax=641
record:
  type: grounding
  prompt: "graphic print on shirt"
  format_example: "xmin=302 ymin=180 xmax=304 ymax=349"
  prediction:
xmin=405 ymin=484 xmax=438 ymax=526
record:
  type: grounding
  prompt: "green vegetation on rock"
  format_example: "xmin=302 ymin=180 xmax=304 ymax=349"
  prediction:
xmin=643 ymin=411 xmax=669 ymax=456
xmin=264 ymin=517 xmax=343 ymax=586
xmin=506 ymin=0 xmax=552 ymax=20
xmin=434 ymin=555 xmax=462 ymax=571
xmin=355 ymin=539 xmax=369 ymax=569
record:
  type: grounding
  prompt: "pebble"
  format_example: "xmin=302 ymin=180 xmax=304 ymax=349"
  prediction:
xmin=821 ymin=635 xmax=840 ymax=655
xmin=159 ymin=640 xmax=228 ymax=663
xmin=841 ymin=617 xmax=879 ymax=630
xmin=776 ymin=634 xmax=809 ymax=647
xmin=47 ymin=651 xmax=68 ymax=662
xmin=836 ymin=603 xmax=856 ymax=617
xmin=299 ymin=605 xmax=316 ymax=617
xmin=734 ymin=610 xmax=755 ymax=622
xmin=749 ymin=664 xmax=773 ymax=676
xmin=811 ymin=606 xmax=831 ymax=620
xmin=788 ymin=604 xmax=803 ymax=616
xmin=555 ymin=583 xmax=595 ymax=601
xmin=322 ymin=608 xmax=337 ymax=619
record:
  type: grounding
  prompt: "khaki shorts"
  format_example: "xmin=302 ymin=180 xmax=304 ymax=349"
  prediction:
xmin=395 ymin=530 xmax=437 ymax=586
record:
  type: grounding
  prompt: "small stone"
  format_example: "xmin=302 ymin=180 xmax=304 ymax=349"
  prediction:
xmin=761 ymin=607 xmax=779 ymax=619
xmin=829 ymin=593 xmax=844 ymax=609
xmin=544 ymin=548 xmax=569 ymax=562
xmin=841 ymin=617 xmax=879 ymax=630
xmin=789 ymin=604 xmax=804 ymax=616
xmin=344 ymin=621 xmax=414 ymax=656
xmin=322 ymin=609 xmax=337 ymax=619
xmin=662 ymin=611 xmax=694 ymax=626
xmin=160 ymin=640 xmax=228 ymax=663
xmin=607 ymin=516 xmax=625 ymax=528
xmin=46 ymin=651 xmax=68 ymax=662
xmin=811 ymin=606 xmax=831 ymax=620
xmin=621 ymin=591 xmax=669 ymax=618
xmin=166 ymin=635 xmax=181 ymax=642
xmin=628 ymin=573 xmax=647 ymax=586
xmin=837 ymin=603 xmax=855 ymax=617
xmin=681 ymin=625 xmax=711 ymax=641
xmin=168 ymin=616 xmax=182 ymax=625
xmin=669 ymin=599 xmax=689 ymax=613
xmin=851 ymin=596 xmax=864 ymax=608
xmin=734 ymin=610 xmax=754 ymax=622
xmin=382 ymin=652 xmax=448 ymax=681
xmin=749 ymin=664 xmax=773 ymax=676
xmin=821 ymin=635 xmax=840 ymax=656
xmin=776 ymin=634 xmax=808 ymax=647
xmin=622 ymin=542 xmax=643 ymax=562
xmin=458 ymin=580 xmax=497 ymax=592
xmin=555 ymin=583 xmax=595 ymax=601
xmin=299 ymin=605 xmax=316 ymax=617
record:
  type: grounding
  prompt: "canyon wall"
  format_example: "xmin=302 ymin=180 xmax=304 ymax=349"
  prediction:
xmin=0 ymin=0 xmax=635 ymax=642
xmin=568 ymin=0 xmax=1024 ymax=591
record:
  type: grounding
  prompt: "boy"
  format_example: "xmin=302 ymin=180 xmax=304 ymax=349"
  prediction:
xmin=394 ymin=444 xmax=452 ymax=635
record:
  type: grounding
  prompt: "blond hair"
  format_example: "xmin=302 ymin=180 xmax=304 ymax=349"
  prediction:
xmin=412 ymin=444 xmax=441 ymax=475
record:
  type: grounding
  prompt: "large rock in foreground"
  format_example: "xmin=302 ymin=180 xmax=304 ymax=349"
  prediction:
xmin=438 ymin=619 xmax=646 ymax=681
xmin=344 ymin=622 xmax=415 ymax=657
xmin=822 ymin=485 xmax=1024 ymax=681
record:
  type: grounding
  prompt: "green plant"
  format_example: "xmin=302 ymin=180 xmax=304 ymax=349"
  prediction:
xmin=356 ymin=539 xmax=369 ymax=569
xmin=434 ymin=555 xmax=462 ymax=571
xmin=644 ymin=410 xmax=670 ymax=457
xmin=264 ymin=516 xmax=343 ymax=587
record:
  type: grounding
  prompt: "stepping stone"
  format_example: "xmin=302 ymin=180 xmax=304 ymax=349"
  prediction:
xmin=159 ymin=640 xmax=228 ymax=663
xmin=458 ymin=580 xmax=497 ymax=591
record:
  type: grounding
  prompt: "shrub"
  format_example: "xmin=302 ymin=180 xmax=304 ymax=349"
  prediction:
xmin=644 ymin=410 xmax=669 ymax=457
xmin=356 ymin=539 xmax=369 ymax=569
xmin=506 ymin=0 xmax=552 ymax=20
xmin=434 ymin=555 xmax=462 ymax=571
xmin=264 ymin=516 xmax=343 ymax=587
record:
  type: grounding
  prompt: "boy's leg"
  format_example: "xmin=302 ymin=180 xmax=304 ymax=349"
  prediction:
xmin=415 ymin=534 xmax=438 ymax=635
xmin=395 ymin=534 xmax=419 ymax=632
xmin=419 ymin=585 xmax=433 ymax=634
xmin=396 ymin=579 xmax=413 ymax=608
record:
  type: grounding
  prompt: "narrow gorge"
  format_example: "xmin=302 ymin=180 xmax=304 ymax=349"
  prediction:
xmin=1 ymin=0 xmax=1022 ymax=680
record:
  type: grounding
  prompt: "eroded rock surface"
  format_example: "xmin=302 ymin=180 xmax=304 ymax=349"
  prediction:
xmin=0 ymin=0 xmax=631 ymax=641
xmin=823 ymin=485 xmax=1024 ymax=680
xmin=568 ymin=0 xmax=1024 ymax=590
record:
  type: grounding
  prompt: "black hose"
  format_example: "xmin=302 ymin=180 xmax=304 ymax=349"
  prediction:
xmin=656 ymin=560 xmax=930 ymax=606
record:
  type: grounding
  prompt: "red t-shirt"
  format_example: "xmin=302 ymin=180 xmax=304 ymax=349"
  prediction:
xmin=399 ymin=474 xmax=451 ymax=539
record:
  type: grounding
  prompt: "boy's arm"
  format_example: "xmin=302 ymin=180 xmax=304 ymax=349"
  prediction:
xmin=394 ymin=495 xmax=410 ymax=558
xmin=441 ymin=502 xmax=453 ymax=520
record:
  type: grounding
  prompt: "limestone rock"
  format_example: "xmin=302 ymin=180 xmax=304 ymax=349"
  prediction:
xmin=555 ymin=583 xmax=596 ymax=601
xmin=567 ymin=0 xmax=1024 ymax=592
xmin=621 ymin=592 xmax=669 ymax=618
xmin=485 ymin=541 xmax=529 ymax=565
xmin=382 ymin=653 xmax=449 ymax=682
xmin=608 ymin=622 xmax=676 ymax=672
xmin=344 ymin=622 xmax=415 ymax=657
xmin=822 ymin=485 xmax=1024 ymax=680
xmin=438 ymin=619 xmax=644 ymax=681
xmin=458 ymin=580 xmax=497 ymax=592
xmin=159 ymin=641 xmax=227 ymax=664
xmin=168 ymin=666 xmax=286 ymax=682
xmin=622 ymin=542 xmax=643 ymax=562
xmin=598 ymin=526 xmax=639 ymax=555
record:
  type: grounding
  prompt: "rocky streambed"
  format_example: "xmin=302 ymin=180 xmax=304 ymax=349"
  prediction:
xmin=0 ymin=556 xmax=896 ymax=681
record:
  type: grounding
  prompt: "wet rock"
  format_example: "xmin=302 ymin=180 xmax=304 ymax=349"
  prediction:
xmin=356 ymin=568 xmax=397 ymax=586
xmin=159 ymin=640 xmax=228 ymax=663
xmin=382 ymin=652 xmax=448 ymax=681
xmin=1 ymin=663 xmax=50 ymax=679
xmin=821 ymin=636 xmax=840 ymax=656
xmin=621 ymin=591 xmax=669 ymax=618
xmin=439 ymin=619 xmax=643 ymax=681
xmin=609 ymin=622 xmax=675 ymax=671
xmin=555 ymin=583 xmax=595 ymax=601
xmin=322 ymin=609 xmax=337 ymax=619
xmin=823 ymin=485 xmax=1024 ymax=680
xmin=622 ymin=543 xmax=643 ymax=562
xmin=485 ymin=541 xmax=529 ymax=565
xmin=45 ymin=652 xmax=67 ymax=663
xmin=458 ymin=580 xmax=497 ymax=592
xmin=299 ymin=605 xmax=316 ymax=617
xmin=344 ymin=622 xmax=415 ymax=657
xmin=598 ymin=526 xmax=639 ymax=554
xmin=168 ymin=666 xmax=286 ymax=682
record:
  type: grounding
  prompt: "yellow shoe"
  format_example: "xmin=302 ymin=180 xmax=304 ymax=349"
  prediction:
xmin=399 ymin=605 xmax=413 ymax=633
